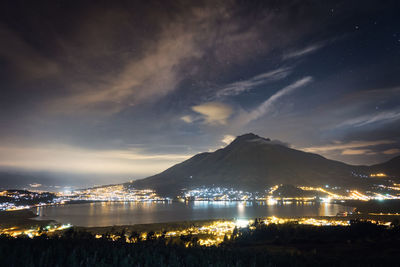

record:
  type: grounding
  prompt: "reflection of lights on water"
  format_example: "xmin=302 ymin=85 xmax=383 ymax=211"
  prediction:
xmin=266 ymin=198 xmax=277 ymax=205
xmin=237 ymin=202 xmax=245 ymax=217
xmin=321 ymin=197 xmax=331 ymax=203
xmin=324 ymin=203 xmax=329 ymax=216
xmin=192 ymin=201 xmax=237 ymax=208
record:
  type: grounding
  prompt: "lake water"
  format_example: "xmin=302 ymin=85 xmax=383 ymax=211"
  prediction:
xmin=33 ymin=201 xmax=354 ymax=227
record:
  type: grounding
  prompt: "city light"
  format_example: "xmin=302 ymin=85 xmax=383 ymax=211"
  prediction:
xmin=2 ymin=180 xmax=400 ymax=212
xmin=235 ymin=219 xmax=249 ymax=228
xmin=0 ymin=224 xmax=72 ymax=238
xmin=370 ymin=173 xmax=387 ymax=177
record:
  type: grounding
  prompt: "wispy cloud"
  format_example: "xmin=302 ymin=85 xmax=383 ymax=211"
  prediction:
xmin=283 ymin=42 xmax=325 ymax=60
xmin=53 ymin=26 xmax=202 ymax=114
xmin=216 ymin=67 xmax=291 ymax=98
xmin=221 ymin=135 xmax=235 ymax=145
xmin=191 ymin=102 xmax=233 ymax=125
xmin=180 ymin=115 xmax=194 ymax=123
xmin=337 ymin=110 xmax=400 ymax=128
xmin=383 ymin=148 xmax=400 ymax=155
xmin=341 ymin=149 xmax=375 ymax=155
xmin=46 ymin=4 xmax=279 ymax=115
xmin=243 ymin=76 xmax=313 ymax=123
xmin=302 ymin=140 xmax=395 ymax=154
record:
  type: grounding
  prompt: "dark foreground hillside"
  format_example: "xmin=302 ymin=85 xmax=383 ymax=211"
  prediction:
xmin=2 ymin=220 xmax=400 ymax=266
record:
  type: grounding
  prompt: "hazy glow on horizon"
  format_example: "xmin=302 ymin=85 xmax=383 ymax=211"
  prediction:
xmin=0 ymin=144 xmax=192 ymax=176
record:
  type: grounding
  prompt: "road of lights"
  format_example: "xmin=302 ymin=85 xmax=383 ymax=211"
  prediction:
xmin=263 ymin=216 xmax=350 ymax=226
xmin=299 ymin=186 xmax=346 ymax=199
xmin=350 ymin=190 xmax=370 ymax=201
xmin=370 ymin=173 xmax=387 ymax=177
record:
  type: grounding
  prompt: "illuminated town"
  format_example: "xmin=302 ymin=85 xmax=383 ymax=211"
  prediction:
xmin=1 ymin=172 xmax=400 ymax=212
xmin=70 ymin=185 xmax=170 ymax=202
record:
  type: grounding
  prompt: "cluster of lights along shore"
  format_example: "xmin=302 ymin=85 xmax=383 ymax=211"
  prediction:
xmin=0 ymin=216 xmax=394 ymax=246
xmin=1 ymin=172 xmax=400 ymax=211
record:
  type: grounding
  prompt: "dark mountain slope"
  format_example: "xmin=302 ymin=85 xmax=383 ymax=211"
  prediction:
xmin=130 ymin=133 xmax=367 ymax=196
xmin=370 ymin=155 xmax=400 ymax=177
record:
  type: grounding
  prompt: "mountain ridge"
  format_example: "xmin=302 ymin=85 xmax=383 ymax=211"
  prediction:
xmin=129 ymin=133 xmax=400 ymax=196
xmin=370 ymin=155 xmax=400 ymax=176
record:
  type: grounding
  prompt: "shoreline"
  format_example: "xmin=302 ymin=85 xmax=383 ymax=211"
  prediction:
xmin=3 ymin=200 xmax=400 ymax=231
xmin=78 ymin=213 xmax=400 ymax=233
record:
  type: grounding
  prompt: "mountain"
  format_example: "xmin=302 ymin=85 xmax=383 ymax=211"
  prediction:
xmin=370 ymin=155 xmax=400 ymax=177
xmin=129 ymin=133 xmax=379 ymax=196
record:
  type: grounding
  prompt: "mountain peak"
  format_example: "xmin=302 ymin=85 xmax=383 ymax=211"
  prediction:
xmin=231 ymin=133 xmax=271 ymax=144
xmin=131 ymin=132 xmax=361 ymax=196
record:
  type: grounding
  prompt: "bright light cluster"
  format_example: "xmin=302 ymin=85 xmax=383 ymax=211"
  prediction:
xmin=0 ymin=190 xmax=65 ymax=211
xmin=94 ymin=220 xmax=241 ymax=246
xmin=263 ymin=216 xmax=350 ymax=226
xmin=63 ymin=185 xmax=168 ymax=202
xmin=0 ymin=223 xmax=72 ymax=238
xmin=180 ymin=186 xmax=265 ymax=201
xmin=370 ymin=173 xmax=387 ymax=177
xmin=181 ymin=183 xmax=400 ymax=203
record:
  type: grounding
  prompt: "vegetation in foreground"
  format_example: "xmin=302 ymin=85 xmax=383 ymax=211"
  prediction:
xmin=2 ymin=219 xmax=400 ymax=266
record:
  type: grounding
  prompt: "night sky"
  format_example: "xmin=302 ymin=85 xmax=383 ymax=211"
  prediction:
xmin=0 ymin=0 xmax=399 ymax=184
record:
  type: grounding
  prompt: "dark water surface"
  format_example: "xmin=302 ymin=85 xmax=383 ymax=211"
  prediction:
xmin=33 ymin=201 xmax=353 ymax=227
